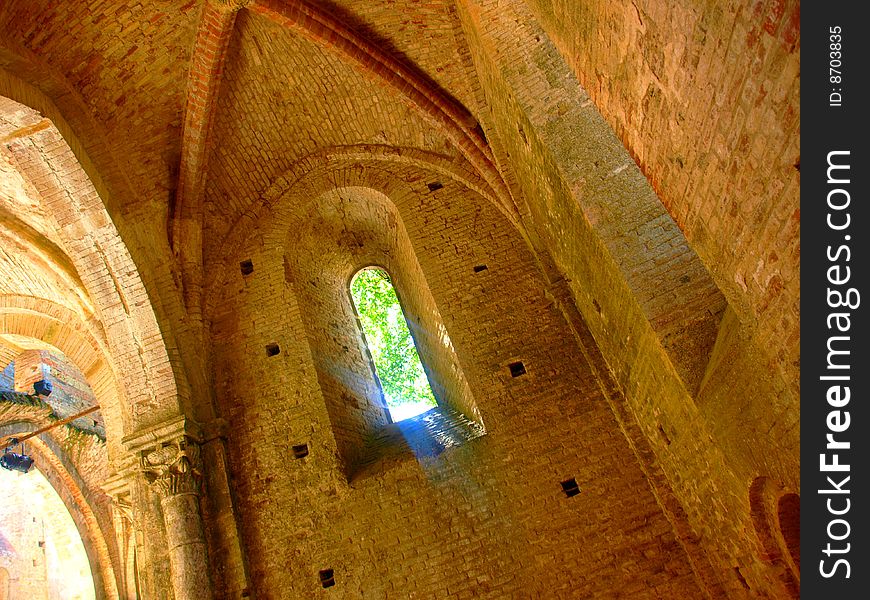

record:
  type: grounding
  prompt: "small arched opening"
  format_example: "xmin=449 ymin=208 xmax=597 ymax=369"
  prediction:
xmin=274 ymin=186 xmax=485 ymax=477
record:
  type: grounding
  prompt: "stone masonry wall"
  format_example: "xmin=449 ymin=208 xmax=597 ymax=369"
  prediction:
xmin=523 ymin=0 xmax=800 ymax=491
xmin=454 ymin=0 xmax=798 ymax=596
xmin=208 ymin=165 xmax=706 ymax=598
xmin=12 ymin=350 xmax=104 ymax=437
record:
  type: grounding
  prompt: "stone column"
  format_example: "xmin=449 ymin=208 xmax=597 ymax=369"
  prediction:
xmin=140 ymin=438 xmax=214 ymax=600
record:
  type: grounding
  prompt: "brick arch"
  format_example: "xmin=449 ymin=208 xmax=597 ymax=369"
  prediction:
xmin=260 ymin=164 xmax=522 ymax=260
xmin=0 ymin=86 xmax=186 ymax=430
xmin=0 ymin=296 xmax=125 ymax=447
xmin=209 ymin=165 xmax=523 ymax=456
xmin=221 ymin=183 xmax=484 ymax=478
xmin=0 ymin=419 xmax=119 ymax=600
xmin=0 ymin=51 xmax=131 ymax=235
xmin=749 ymin=476 xmax=800 ymax=598
xmin=205 ymin=145 xmax=529 ymax=320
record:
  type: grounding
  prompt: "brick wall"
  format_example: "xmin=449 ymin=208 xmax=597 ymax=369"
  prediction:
xmin=281 ymin=186 xmax=482 ymax=474
xmin=453 ymin=0 xmax=798 ymax=596
xmin=12 ymin=350 xmax=104 ymax=438
xmin=1 ymin=1 xmax=799 ymax=597
xmin=522 ymin=0 xmax=799 ymax=360
xmin=523 ymin=0 xmax=800 ymax=484
xmin=208 ymin=164 xmax=706 ymax=598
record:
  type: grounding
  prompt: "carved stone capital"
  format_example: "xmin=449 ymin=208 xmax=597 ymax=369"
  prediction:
xmin=140 ymin=437 xmax=203 ymax=498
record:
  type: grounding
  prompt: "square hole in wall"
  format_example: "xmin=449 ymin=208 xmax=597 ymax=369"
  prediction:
xmin=292 ymin=443 xmax=309 ymax=459
xmin=560 ymin=478 xmax=581 ymax=498
xmin=240 ymin=259 xmax=254 ymax=275
xmin=319 ymin=569 xmax=335 ymax=588
xmin=473 ymin=264 xmax=488 ymax=273
xmin=427 ymin=181 xmax=443 ymax=192
xmin=508 ymin=361 xmax=526 ymax=377
xmin=265 ymin=343 xmax=280 ymax=357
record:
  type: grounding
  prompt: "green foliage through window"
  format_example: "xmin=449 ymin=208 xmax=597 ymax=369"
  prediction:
xmin=350 ymin=268 xmax=437 ymax=421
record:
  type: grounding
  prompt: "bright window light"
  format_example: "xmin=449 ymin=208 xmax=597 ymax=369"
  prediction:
xmin=350 ymin=268 xmax=437 ymax=422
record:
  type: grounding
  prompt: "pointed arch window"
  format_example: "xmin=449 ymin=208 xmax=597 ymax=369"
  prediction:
xmin=350 ymin=267 xmax=437 ymax=422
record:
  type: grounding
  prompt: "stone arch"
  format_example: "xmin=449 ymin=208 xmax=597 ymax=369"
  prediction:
xmin=0 ymin=419 xmax=119 ymax=599
xmin=0 ymin=86 xmax=185 ymax=430
xmin=0 ymin=296 xmax=124 ymax=448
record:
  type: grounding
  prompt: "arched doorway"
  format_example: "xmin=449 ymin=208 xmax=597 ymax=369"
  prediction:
xmin=0 ymin=467 xmax=95 ymax=599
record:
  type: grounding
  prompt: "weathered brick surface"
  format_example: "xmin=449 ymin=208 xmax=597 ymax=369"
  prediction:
xmin=210 ymin=164 xmax=706 ymax=598
xmin=1 ymin=97 xmax=185 ymax=435
xmin=276 ymin=185 xmax=482 ymax=474
xmin=0 ymin=21 xmax=213 ymax=442
xmin=203 ymin=9 xmax=454 ymax=258
xmin=0 ymin=0 xmax=198 ymax=228
xmin=523 ymin=0 xmax=801 ymax=479
xmin=0 ymin=392 xmax=119 ymax=598
xmin=453 ymin=0 xmax=798 ymax=596
xmin=0 ymin=1 xmax=799 ymax=598
xmin=521 ymin=0 xmax=799 ymax=370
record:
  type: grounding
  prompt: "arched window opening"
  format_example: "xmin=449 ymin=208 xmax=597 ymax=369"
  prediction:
xmin=350 ymin=267 xmax=437 ymax=422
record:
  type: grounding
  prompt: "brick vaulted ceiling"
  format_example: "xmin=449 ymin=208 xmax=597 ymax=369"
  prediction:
xmin=0 ymin=0 xmax=199 ymax=220
xmin=202 ymin=7 xmax=461 ymax=254
xmin=1 ymin=1 xmax=504 ymax=318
